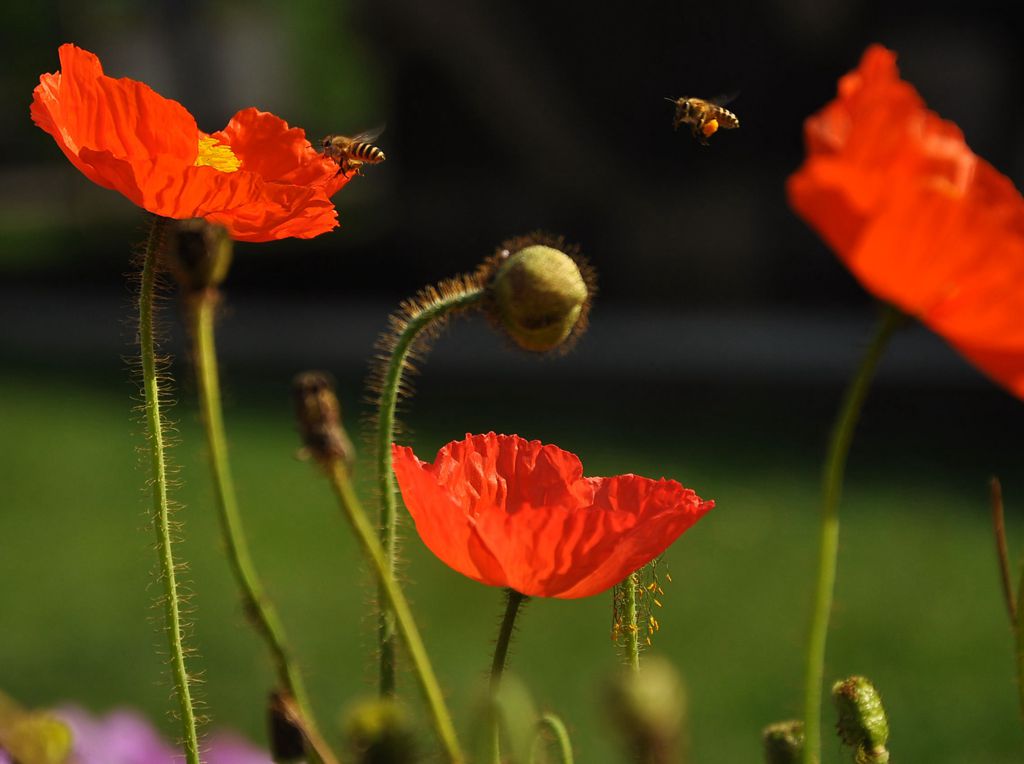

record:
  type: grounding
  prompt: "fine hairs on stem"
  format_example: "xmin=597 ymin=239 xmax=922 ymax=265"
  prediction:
xmin=327 ymin=460 xmax=465 ymax=764
xmin=135 ymin=215 xmax=202 ymax=763
xmin=801 ymin=306 xmax=902 ymax=764
xmin=366 ymin=274 xmax=486 ymax=695
xmin=293 ymin=373 xmax=464 ymax=763
xmin=187 ymin=283 xmax=322 ymax=754
xmin=489 ymin=589 xmax=528 ymax=764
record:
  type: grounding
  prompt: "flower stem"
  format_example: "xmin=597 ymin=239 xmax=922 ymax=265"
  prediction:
xmin=990 ymin=478 xmax=1016 ymax=622
xmin=532 ymin=713 xmax=575 ymax=764
xmin=801 ymin=306 xmax=901 ymax=764
xmin=189 ymin=290 xmax=319 ymax=737
xmin=375 ymin=286 xmax=484 ymax=694
xmin=138 ymin=216 xmax=200 ymax=764
xmin=488 ymin=589 xmax=527 ymax=764
xmin=625 ymin=573 xmax=641 ymax=672
xmin=327 ymin=459 xmax=464 ymax=764
xmin=490 ymin=589 xmax=528 ymax=691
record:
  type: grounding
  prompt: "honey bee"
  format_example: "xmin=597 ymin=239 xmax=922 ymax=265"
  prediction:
xmin=668 ymin=95 xmax=739 ymax=146
xmin=321 ymin=127 xmax=386 ymax=176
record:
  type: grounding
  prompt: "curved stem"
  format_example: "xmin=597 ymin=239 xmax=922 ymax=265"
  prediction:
xmin=327 ymin=459 xmax=464 ymax=764
xmin=190 ymin=291 xmax=319 ymax=738
xmin=375 ymin=287 xmax=484 ymax=694
xmin=531 ymin=713 xmax=575 ymax=764
xmin=801 ymin=306 xmax=901 ymax=764
xmin=139 ymin=216 xmax=200 ymax=764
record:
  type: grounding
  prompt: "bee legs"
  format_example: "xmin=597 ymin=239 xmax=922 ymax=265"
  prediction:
xmin=333 ymin=159 xmax=363 ymax=178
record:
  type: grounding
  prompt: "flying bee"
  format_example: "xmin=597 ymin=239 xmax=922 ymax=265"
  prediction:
xmin=321 ymin=127 xmax=386 ymax=176
xmin=668 ymin=95 xmax=739 ymax=146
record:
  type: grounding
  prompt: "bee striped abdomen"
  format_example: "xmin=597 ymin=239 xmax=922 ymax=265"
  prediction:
xmin=351 ymin=142 xmax=385 ymax=163
xmin=713 ymin=107 xmax=740 ymax=129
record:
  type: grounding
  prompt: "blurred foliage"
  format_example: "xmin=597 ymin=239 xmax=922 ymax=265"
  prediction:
xmin=1 ymin=371 xmax=1021 ymax=762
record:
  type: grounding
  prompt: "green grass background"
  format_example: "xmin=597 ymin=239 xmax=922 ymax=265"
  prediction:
xmin=1 ymin=364 xmax=1022 ymax=763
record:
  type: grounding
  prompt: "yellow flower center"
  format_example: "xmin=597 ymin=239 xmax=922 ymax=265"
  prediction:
xmin=195 ymin=134 xmax=241 ymax=173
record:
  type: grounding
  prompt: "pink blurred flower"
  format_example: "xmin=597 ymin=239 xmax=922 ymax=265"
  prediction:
xmin=54 ymin=707 xmax=271 ymax=764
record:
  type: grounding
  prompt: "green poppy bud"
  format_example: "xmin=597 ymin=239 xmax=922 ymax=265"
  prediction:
xmin=606 ymin=657 xmax=687 ymax=764
xmin=832 ymin=676 xmax=890 ymax=763
xmin=485 ymin=235 xmax=594 ymax=353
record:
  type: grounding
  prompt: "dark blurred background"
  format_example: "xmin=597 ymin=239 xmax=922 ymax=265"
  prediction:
xmin=3 ymin=2 xmax=1024 ymax=762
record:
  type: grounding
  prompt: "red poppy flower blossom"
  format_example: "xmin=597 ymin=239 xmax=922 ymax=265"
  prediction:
xmin=31 ymin=44 xmax=352 ymax=242
xmin=391 ymin=433 xmax=714 ymax=599
xmin=788 ymin=44 xmax=1024 ymax=399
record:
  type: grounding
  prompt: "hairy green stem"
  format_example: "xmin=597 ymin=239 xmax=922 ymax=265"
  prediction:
xmin=490 ymin=589 xmax=527 ymax=691
xmin=489 ymin=589 xmax=527 ymax=764
xmin=139 ymin=216 xmax=200 ymax=764
xmin=328 ymin=459 xmax=464 ymax=764
xmin=801 ymin=306 xmax=901 ymax=764
xmin=624 ymin=573 xmax=641 ymax=672
xmin=375 ymin=287 xmax=484 ymax=694
xmin=532 ymin=713 xmax=575 ymax=764
xmin=190 ymin=291 xmax=319 ymax=741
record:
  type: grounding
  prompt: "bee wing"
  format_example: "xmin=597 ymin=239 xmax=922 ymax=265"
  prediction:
xmin=709 ymin=92 xmax=739 ymax=107
xmin=352 ymin=125 xmax=386 ymax=143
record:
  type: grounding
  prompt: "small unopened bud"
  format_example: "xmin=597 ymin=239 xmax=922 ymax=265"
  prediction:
xmin=268 ymin=691 xmax=307 ymax=763
xmin=832 ymin=676 xmax=890 ymax=763
xmin=484 ymin=234 xmax=593 ymax=353
xmin=605 ymin=657 xmax=687 ymax=764
xmin=343 ymin=698 xmax=417 ymax=764
xmin=762 ymin=720 xmax=804 ymax=764
xmin=166 ymin=218 xmax=233 ymax=293
xmin=293 ymin=371 xmax=356 ymax=467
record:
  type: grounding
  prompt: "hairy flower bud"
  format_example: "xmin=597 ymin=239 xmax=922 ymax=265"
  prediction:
xmin=832 ymin=676 xmax=890 ymax=763
xmin=166 ymin=218 xmax=233 ymax=294
xmin=481 ymin=233 xmax=594 ymax=353
xmin=292 ymin=371 xmax=356 ymax=467
xmin=762 ymin=720 xmax=804 ymax=764
xmin=606 ymin=657 xmax=687 ymax=764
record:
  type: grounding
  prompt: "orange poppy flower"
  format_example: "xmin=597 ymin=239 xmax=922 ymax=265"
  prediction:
xmin=788 ymin=44 xmax=1024 ymax=398
xmin=31 ymin=44 xmax=352 ymax=242
xmin=391 ymin=433 xmax=714 ymax=599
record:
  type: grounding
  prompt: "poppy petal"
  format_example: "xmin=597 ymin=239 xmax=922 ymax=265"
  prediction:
xmin=392 ymin=434 xmax=713 ymax=599
xmin=32 ymin=44 xmax=353 ymax=243
xmin=392 ymin=443 xmax=507 ymax=586
xmin=788 ymin=44 xmax=1024 ymax=401
xmin=215 ymin=108 xmax=351 ymax=197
